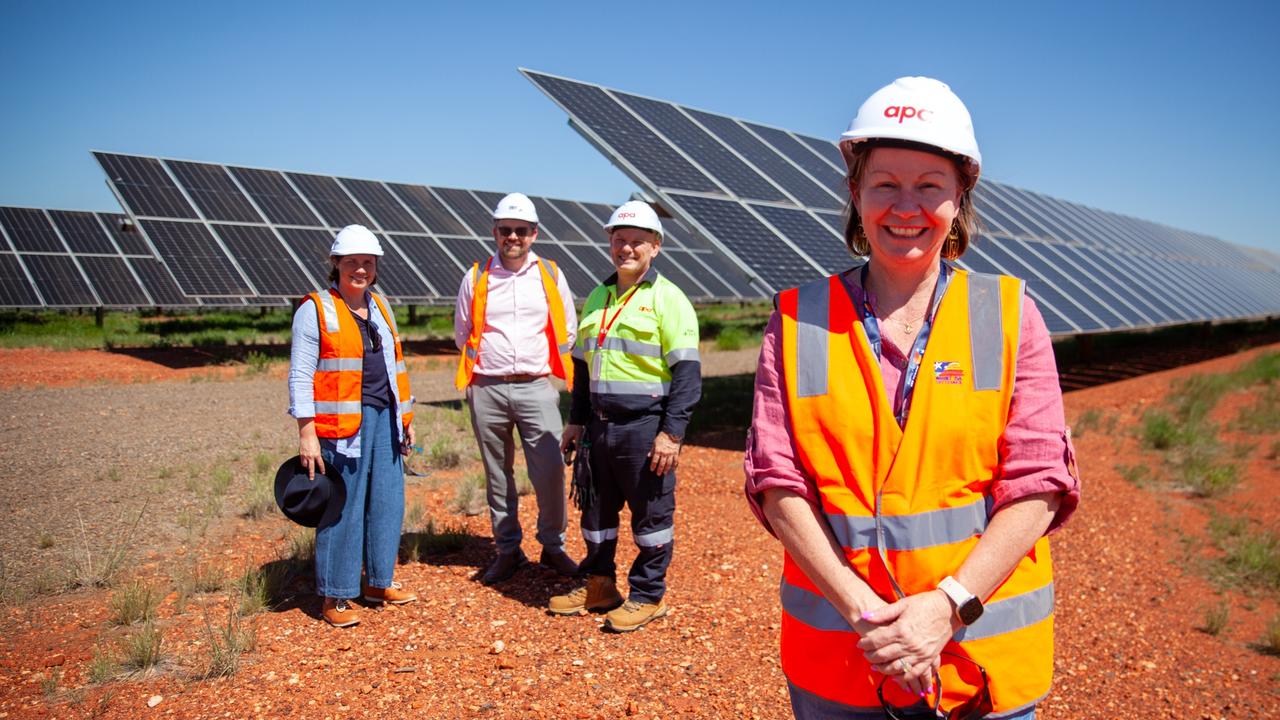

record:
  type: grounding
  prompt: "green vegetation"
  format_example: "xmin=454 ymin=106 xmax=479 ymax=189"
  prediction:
xmin=108 ymin=580 xmax=159 ymax=626
xmin=69 ymin=505 xmax=145 ymax=590
xmin=515 ymin=467 xmax=534 ymax=497
xmin=243 ymin=470 xmax=276 ymax=520
xmin=120 ymin=620 xmax=164 ymax=672
xmin=1207 ymin=516 xmax=1280 ymax=592
xmin=237 ymin=564 xmax=289 ymax=616
xmin=1114 ymin=463 xmax=1154 ymax=488
xmin=87 ymin=644 xmax=117 ymax=684
xmin=1200 ymin=601 xmax=1230 ymax=635
xmin=288 ymin=529 xmax=316 ymax=565
xmin=1264 ymin=615 xmax=1280 ymax=655
xmin=450 ymin=473 xmax=487 ymax=516
xmin=429 ymin=435 xmax=463 ymax=469
xmin=202 ymin=605 xmax=256 ymax=678
xmin=1235 ymin=384 xmax=1280 ymax=434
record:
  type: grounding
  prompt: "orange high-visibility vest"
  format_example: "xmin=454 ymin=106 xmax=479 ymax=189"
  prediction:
xmin=454 ymin=257 xmax=574 ymax=391
xmin=304 ymin=288 xmax=414 ymax=439
xmin=777 ymin=269 xmax=1054 ymax=716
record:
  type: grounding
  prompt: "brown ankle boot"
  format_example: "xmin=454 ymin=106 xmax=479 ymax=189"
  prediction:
xmin=322 ymin=597 xmax=360 ymax=627
xmin=547 ymin=575 xmax=623 ymax=616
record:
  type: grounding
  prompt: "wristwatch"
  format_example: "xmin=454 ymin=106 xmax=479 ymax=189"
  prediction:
xmin=938 ymin=576 xmax=984 ymax=626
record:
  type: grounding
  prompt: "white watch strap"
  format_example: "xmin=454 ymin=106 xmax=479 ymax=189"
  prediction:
xmin=938 ymin=575 xmax=975 ymax=608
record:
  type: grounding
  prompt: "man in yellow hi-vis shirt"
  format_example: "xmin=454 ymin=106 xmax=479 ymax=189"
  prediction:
xmin=548 ymin=200 xmax=701 ymax=632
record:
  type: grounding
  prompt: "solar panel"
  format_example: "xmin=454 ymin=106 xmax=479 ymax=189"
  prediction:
xmin=524 ymin=69 xmax=1280 ymax=333
xmin=77 ymin=256 xmax=151 ymax=306
xmin=0 ymin=254 xmax=42 ymax=306
xmin=0 ymin=207 xmax=66 ymax=252
xmin=48 ymin=211 xmax=116 ymax=254
xmin=20 ymin=254 xmax=97 ymax=306
xmin=94 ymin=152 xmax=198 ymax=219
xmin=96 ymin=153 xmax=727 ymax=305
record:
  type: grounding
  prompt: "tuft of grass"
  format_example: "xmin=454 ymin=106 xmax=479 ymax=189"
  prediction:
xmin=41 ymin=668 xmax=61 ymax=697
xmin=209 ymin=466 xmax=233 ymax=497
xmin=449 ymin=473 xmax=487 ymax=516
xmin=243 ymin=351 xmax=272 ymax=375
xmin=1222 ymin=530 xmax=1280 ymax=591
xmin=37 ymin=532 xmax=55 ymax=549
xmin=202 ymin=604 xmax=257 ymax=678
xmin=237 ymin=564 xmax=290 ymax=616
xmin=1071 ymin=408 xmax=1102 ymax=438
xmin=108 ymin=580 xmax=159 ymax=626
xmin=120 ymin=620 xmax=164 ymax=672
xmin=69 ymin=504 xmax=145 ymax=589
xmin=173 ymin=562 xmax=227 ymax=613
xmin=428 ymin=436 xmax=463 ymax=469
xmin=253 ymin=452 xmax=273 ymax=475
xmin=243 ymin=472 xmax=276 ymax=520
xmin=404 ymin=500 xmax=426 ymax=530
xmin=156 ymin=466 xmax=174 ymax=480
xmin=1179 ymin=451 xmax=1240 ymax=498
xmin=87 ymin=644 xmax=117 ymax=684
xmin=1264 ymin=614 xmax=1280 ymax=656
xmin=288 ymin=529 xmax=316 ymax=565
xmin=1235 ymin=384 xmax=1280 ymax=434
xmin=1140 ymin=409 xmax=1192 ymax=450
xmin=1200 ymin=601 xmax=1230 ymax=636
xmin=515 ymin=468 xmax=534 ymax=497
xmin=1268 ymin=440 xmax=1280 ymax=461
xmin=1114 ymin=463 xmax=1153 ymax=487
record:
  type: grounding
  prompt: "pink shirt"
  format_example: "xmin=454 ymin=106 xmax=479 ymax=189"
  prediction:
xmin=744 ymin=278 xmax=1080 ymax=535
xmin=453 ymin=250 xmax=578 ymax=377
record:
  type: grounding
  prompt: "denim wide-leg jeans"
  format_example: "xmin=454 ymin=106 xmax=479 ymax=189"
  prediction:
xmin=315 ymin=406 xmax=404 ymax=599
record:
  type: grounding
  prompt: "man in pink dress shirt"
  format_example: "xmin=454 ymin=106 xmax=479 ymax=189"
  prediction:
xmin=454 ymin=193 xmax=580 ymax=584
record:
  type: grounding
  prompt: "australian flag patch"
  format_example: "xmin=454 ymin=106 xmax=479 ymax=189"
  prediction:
xmin=934 ymin=361 xmax=964 ymax=385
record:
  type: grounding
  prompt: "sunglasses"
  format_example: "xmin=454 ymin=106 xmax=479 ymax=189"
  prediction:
xmin=877 ymin=652 xmax=992 ymax=720
xmin=496 ymin=225 xmax=535 ymax=238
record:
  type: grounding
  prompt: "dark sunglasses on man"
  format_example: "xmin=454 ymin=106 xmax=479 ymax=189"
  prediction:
xmin=496 ymin=225 xmax=535 ymax=238
xmin=878 ymin=651 xmax=993 ymax=720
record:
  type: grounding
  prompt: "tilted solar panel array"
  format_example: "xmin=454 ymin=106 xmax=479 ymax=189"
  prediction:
xmin=522 ymin=69 xmax=1280 ymax=335
xmin=0 ymin=206 xmax=236 ymax=308
xmin=91 ymin=152 xmax=749 ymax=306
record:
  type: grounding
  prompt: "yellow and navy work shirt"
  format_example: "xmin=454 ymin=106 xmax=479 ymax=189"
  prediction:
xmin=569 ymin=266 xmax=701 ymax=437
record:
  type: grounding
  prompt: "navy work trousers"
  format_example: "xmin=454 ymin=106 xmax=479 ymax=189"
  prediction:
xmin=577 ymin=413 xmax=676 ymax=604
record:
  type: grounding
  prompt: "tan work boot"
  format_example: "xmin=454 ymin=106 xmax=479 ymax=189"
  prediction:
xmin=604 ymin=599 xmax=668 ymax=632
xmin=362 ymin=581 xmax=417 ymax=605
xmin=547 ymin=575 xmax=623 ymax=616
xmin=322 ymin=597 xmax=360 ymax=627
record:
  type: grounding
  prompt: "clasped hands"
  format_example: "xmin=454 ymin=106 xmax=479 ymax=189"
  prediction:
xmin=560 ymin=425 xmax=682 ymax=475
xmin=853 ymin=589 xmax=958 ymax=697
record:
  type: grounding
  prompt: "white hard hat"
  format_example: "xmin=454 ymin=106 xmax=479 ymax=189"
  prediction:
xmin=492 ymin=192 xmax=538 ymax=223
xmin=838 ymin=76 xmax=981 ymax=184
xmin=329 ymin=224 xmax=384 ymax=256
xmin=605 ymin=201 xmax=663 ymax=239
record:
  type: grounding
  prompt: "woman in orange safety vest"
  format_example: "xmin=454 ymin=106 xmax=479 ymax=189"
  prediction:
xmin=744 ymin=78 xmax=1080 ymax=719
xmin=288 ymin=225 xmax=418 ymax=628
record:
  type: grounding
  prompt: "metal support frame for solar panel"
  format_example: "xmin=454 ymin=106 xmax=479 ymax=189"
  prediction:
xmin=522 ymin=68 xmax=1280 ymax=334
xmin=0 ymin=206 xmax=214 ymax=309
xmin=93 ymin=151 xmax=738 ymax=307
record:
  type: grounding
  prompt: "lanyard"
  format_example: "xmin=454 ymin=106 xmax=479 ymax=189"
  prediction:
xmin=596 ymin=283 xmax=641 ymax=349
xmin=858 ymin=262 xmax=953 ymax=427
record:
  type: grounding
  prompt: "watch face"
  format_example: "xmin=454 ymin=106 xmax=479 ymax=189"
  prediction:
xmin=959 ymin=598 xmax=983 ymax=625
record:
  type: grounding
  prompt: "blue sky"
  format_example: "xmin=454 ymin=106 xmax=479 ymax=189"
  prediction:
xmin=2 ymin=0 xmax=1278 ymax=253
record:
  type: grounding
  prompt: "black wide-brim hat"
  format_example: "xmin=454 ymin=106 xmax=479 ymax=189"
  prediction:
xmin=274 ymin=455 xmax=346 ymax=528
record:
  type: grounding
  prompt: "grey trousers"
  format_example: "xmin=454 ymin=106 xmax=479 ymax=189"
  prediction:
xmin=466 ymin=375 xmax=567 ymax=555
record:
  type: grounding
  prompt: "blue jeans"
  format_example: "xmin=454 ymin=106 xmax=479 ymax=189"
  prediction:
xmin=788 ymin=683 xmax=1036 ymax=720
xmin=315 ymin=406 xmax=404 ymax=599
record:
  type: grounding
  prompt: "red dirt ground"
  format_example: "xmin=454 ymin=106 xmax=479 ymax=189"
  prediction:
xmin=0 ymin=344 xmax=1277 ymax=719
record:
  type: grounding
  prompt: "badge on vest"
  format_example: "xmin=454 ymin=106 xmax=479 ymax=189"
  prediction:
xmin=933 ymin=361 xmax=965 ymax=385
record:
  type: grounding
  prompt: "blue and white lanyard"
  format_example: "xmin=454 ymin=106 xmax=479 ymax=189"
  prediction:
xmin=857 ymin=262 xmax=953 ymax=427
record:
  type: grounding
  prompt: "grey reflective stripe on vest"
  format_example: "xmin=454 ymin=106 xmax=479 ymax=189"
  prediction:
xmin=316 ymin=358 xmax=362 ymax=372
xmin=825 ymin=496 xmax=990 ymax=552
xmin=466 ymin=346 xmax=478 ymax=360
xmin=953 ymin=582 xmax=1054 ymax=642
xmin=314 ymin=400 xmax=361 ymax=414
xmin=317 ymin=292 xmax=340 ymax=334
xmin=634 ymin=526 xmax=673 ymax=547
xmin=398 ymin=399 xmax=414 ymax=415
xmin=780 ymin=577 xmax=1054 ymax=641
xmin=585 ymin=336 xmax=663 ymax=358
xmin=395 ymin=361 xmax=408 ymax=375
xmin=665 ymin=347 xmax=700 ymax=364
xmin=968 ymin=273 xmax=1005 ymax=392
xmin=590 ymin=379 xmax=670 ymax=396
xmin=795 ymin=279 xmax=829 ymax=398
xmin=558 ymin=341 xmax=573 ymax=354
xmin=582 ymin=527 xmax=619 ymax=543
xmin=571 ymin=343 xmax=586 ymax=361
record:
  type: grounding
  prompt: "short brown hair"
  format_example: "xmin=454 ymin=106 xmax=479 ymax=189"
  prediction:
xmin=841 ymin=144 xmax=978 ymax=260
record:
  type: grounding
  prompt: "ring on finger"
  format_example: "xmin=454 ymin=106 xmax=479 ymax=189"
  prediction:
xmin=897 ymin=658 xmax=911 ymax=674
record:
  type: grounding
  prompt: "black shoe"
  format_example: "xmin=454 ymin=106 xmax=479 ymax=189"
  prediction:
xmin=539 ymin=549 xmax=580 ymax=576
xmin=481 ymin=551 xmax=528 ymax=584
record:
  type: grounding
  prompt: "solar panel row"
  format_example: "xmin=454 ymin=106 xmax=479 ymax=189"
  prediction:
xmin=92 ymin=152 xmax=748 ymax=305
xmin=521 ymin=69 xmax=1280 ymax=335
xmin=0 ymin=206 xmax=212 ymax=308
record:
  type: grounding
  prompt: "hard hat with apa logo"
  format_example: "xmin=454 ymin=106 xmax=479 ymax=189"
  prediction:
xmin=329 ymin=224 xmax=384 ymax=256
xmin=492 ymin=192 xmax=539 ymax=224
xmin=605 ymin=201 xmax=663 ymax=239
xmin=838 ymin=76 xmax=981 ymax=184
